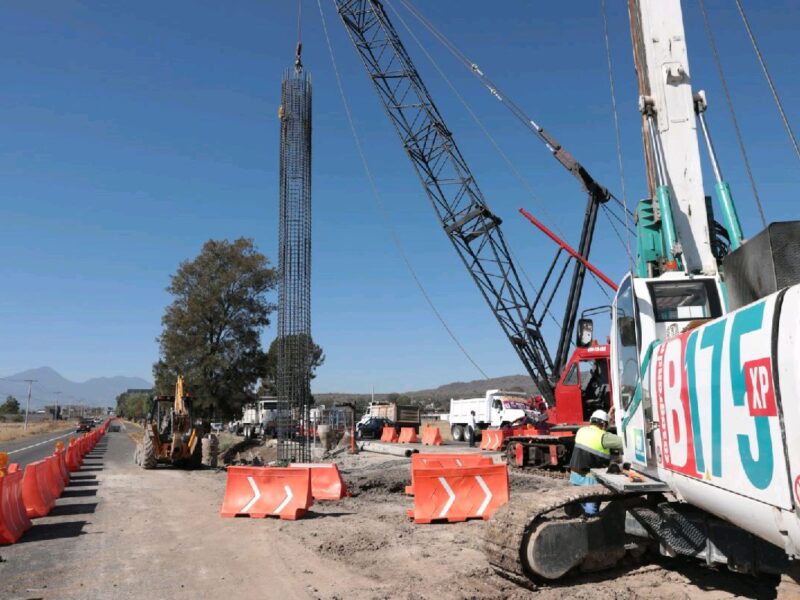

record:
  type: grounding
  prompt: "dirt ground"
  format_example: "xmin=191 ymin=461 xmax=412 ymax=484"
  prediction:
xmin=0 ymin=429 xmax=786 ymax=600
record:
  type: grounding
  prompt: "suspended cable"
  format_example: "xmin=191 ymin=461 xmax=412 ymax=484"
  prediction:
xmin=601 ymin=0 xmax=634 ymax=271
xmin=697 ymin=0 xmax=767 ymax=228
xmin=385 ymin=0 xmax=561 ymax=234
xmin=316 ymin=0 xmax=489 ymax=379
xmin=296 ymin=0 xmax=303 ymax=44
xmin=388 ymin=0 xmax=619 ymax=303
xmin=385 ymin=0 xmax=588 ymax=328
xmin=734 ymin=0 xmax=800 ymax=166
xmin=294 ymin=0 xmax=304 ymax=71
xmin=395 ymin=0 xmax=628 ymax=216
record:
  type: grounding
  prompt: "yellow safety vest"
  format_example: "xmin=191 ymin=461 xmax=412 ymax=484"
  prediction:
xmin=570 ymin=424 xmax=611 ymax=472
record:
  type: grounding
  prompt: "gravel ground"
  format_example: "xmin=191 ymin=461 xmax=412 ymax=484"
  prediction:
xmin=0 ymin=430 xmax=787 ymax=599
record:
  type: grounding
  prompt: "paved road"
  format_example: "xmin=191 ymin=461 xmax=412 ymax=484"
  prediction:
xmin=0 ymin=421 xmax=326 ymax=600
xmin=0 ymin=426 xmax=77 ymax=467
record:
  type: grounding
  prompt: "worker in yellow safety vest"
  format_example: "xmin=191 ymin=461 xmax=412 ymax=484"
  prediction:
xmin=568 ymin=409 xmax=621 ymax=515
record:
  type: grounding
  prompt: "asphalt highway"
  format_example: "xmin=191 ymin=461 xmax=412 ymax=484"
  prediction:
xmin=0 ymin=425 xmax=80 ymax=467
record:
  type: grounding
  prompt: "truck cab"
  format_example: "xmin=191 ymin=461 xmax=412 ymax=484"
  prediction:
xmin=548 ymin=343 xmax=612 ymax=427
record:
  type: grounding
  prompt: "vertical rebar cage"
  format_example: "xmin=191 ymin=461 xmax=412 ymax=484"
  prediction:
xmin=276 ymin=69 xmax=313 ymax=463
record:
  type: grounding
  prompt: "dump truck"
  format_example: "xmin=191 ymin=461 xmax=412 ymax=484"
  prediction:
xmin=359 ymin=402 xmax=420 ymax=432
xmin=448 ymin=390 xmax=535 ymax=442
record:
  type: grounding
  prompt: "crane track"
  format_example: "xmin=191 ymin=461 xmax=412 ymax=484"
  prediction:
xmin=482 ymin=484 xmax=617 ymax=586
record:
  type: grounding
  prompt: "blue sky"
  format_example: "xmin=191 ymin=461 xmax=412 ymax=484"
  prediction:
xmin=0 ymin=1 xmax=797 ymax=394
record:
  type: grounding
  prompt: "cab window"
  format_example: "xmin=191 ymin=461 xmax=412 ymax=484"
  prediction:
xmin=563 ymin=363 xmax=578 ymax=386
xmin=615 ymin=277 xmax=639 ymax=410
xmin=647 ymin=280 xmax=721 ymax=322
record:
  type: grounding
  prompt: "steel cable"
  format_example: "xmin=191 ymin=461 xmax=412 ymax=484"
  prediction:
xmin=698 ymin=0 xmax=767 ymax=227
xmin=316 ymin=0 xmax=489 ymax=379
xmin=734 ymin=0 xmax=800 ymax=167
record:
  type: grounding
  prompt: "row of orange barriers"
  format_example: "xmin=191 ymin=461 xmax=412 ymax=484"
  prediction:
xmin=379 ymin=425 xmax=443 ymax=446
xmin=220 ymin=462 xmax=349 ymax=521
xmin=0 ymin=420 xmax=111 ymax=545
xmin=405 ymin=453 xmax=509 ymax=523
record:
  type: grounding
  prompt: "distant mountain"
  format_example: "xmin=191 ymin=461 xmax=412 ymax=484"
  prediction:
xmin=0 ymin=366 xmax=152 ymax=409
xmin=315 ymin=374 xmax=537 ymax=410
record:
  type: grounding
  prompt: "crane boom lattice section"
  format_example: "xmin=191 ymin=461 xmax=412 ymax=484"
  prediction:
xmin=334 ymin=0 xmax=556 ymax=400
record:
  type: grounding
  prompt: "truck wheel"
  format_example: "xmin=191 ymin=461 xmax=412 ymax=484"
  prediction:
xmin=506 ymin=441 xmax=523 ymax=467
xmin=243 ymin=424 xmax=252 ymax=439
xmin=141 ymin=433 xmax=157 ymax=470
xmin=451 ymin=424 xmax=464 ymax=442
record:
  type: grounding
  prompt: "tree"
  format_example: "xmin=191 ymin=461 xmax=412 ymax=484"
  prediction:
xmin=261 ymin=333 xmax=325 ymax=396
xmin=115 ymin=391 xmax=151 ymax=420
xmin=0 ymin=395 xmax=19 ymax=415
xmin=154 ymin=238 xmax=277 ymax=417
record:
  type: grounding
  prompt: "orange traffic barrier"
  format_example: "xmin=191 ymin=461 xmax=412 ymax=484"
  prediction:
xmin=291 ymin=463 xmax=349 ymax=500
xmin=405 ymin=453 xmax=494 ymax=495
xmin=421 ymin=426 xmax=443 ymax=446
xmin=66 ymin=440 xmax=82 ymax=472
xmin=53 ymin=447 xmax=70 ymax=488
xmin=44 ymin=456 xmax=66 ymax=499
xmin=380 ymin=426 xmax=398 ymax=443
xmin=220 ymin=466 xmax=312 ymax=520
xmin=479 ymin=429 xmax=505 ymax=451
xmin=398 ymin=427 xmax=418 ymax=444
xmin=0 ymin=469 xmax=32 ymax=544
xmin=407 ymin=463 xmax=509 ymax=524
xmin=21 ymin=460 xmax=57 ymax=518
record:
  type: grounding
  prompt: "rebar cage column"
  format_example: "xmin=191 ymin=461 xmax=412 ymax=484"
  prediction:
xmin=276 ymin=69 xmax=313 ymax=463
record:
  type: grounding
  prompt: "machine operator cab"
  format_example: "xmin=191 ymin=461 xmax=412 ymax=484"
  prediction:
xmin=610 ymin=271 xmax=725 ymax=473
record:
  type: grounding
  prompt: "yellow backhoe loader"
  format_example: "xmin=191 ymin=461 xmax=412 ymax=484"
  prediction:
xmin=135 ymin=376 xmax=202 ymax=469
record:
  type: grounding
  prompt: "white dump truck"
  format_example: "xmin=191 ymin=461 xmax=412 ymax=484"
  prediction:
xmin=239 ymin=397 xmax=278 ymax=439
xmin=448 ymin=390 xmax=534 ymax=442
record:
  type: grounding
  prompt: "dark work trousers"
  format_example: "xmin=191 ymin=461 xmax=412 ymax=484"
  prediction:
xmin=468 ymin=426 xmax=475 ymax=447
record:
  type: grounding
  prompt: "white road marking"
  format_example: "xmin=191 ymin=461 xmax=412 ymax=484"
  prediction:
xmin=6 ymin=431 xmax=74 ymax=456
xmin=273 ymin=485 xmax=294 ymax=515
xmin=475 ymin=475 xmax=493 ymax=516
xmin=438 ymin=477 xmax=455 ymax=518
xmin=241 ymin=476 xmax=261 ymax=513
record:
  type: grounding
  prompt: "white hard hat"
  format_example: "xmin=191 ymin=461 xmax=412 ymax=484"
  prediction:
xmin=590 ymin=409 xmax=609 ymax=424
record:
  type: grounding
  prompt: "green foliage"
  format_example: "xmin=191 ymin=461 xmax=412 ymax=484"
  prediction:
xmin=10 ymin=414 xmax=23 ymax=423
xmin=154 ymin=238 xmax=277 ymax=418
xmin=0 ymin=395 xmax=20 ymax=415
xmin=261 ymin=333 xmax=325 ymax=396
xmin=115 ymin=391 xmax=151 ymax=420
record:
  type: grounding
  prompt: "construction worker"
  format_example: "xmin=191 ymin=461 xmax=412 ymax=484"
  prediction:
xmin=568 ymin=409 xmax=621 ymax=515
xmin=468 ymin=410 xmax=477 ymax=447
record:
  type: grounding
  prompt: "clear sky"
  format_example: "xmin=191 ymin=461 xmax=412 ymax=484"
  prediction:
xmin=0 ymin=1 xmax=797 ymax=393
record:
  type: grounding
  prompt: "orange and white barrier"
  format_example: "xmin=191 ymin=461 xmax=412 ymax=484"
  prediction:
xmin=407 ymin=463 xmax=509 ymax=524
xmin=405 ymin=453 xmax=494 ymax=495
xmin=380 ymin=426 xmax=398 ymax=443
xmin=397 ymin=428 xmax=418 ymax=444
xmin=420 ymin=426 xmax=443 ymax=446
xmin=0 ymin=468 xmax=32 ymax=544
xmin=479 ymin=429 xmax=505 ymax=451
xmin=21 ymin=459 xmax=57 ymax=518
xmin=220 ymin=466 xmax=312 ymax=520
xmin=291 ymin=463 xmax=349 ymax=500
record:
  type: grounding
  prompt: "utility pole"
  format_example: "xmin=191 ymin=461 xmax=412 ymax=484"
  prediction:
xmin=23 ymin=379 xmax=37 ymax=431
xmin=54 ymin=391 xmax=62 ymax=421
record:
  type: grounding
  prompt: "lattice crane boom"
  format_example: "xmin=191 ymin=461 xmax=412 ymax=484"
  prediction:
xmin=334 ymin=0 xmax=557 ymax=399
